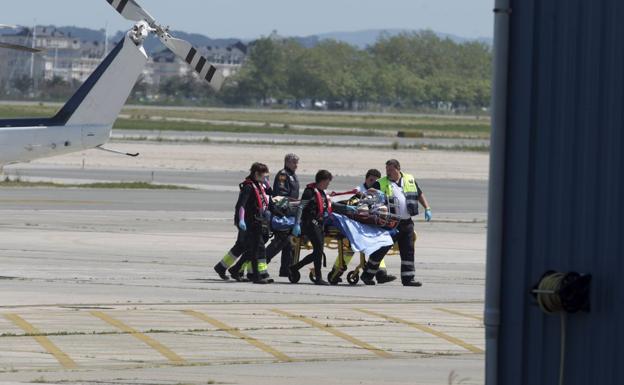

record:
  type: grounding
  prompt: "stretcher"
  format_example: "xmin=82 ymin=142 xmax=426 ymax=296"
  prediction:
xmin=283 ymin=190 xmax=416 ymax=285
xmin=290 ymin=224 xmax=417 ymax=285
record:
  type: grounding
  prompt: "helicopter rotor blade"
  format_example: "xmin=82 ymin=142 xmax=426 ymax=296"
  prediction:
xmin=0 ymin=42 xmax=44 ymax=53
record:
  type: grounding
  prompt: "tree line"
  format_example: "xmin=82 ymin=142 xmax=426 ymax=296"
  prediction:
xmin=3 ymin=31 xmax=492 ymax=112
xmin=220 ymin=31 xmax=492 ymax=111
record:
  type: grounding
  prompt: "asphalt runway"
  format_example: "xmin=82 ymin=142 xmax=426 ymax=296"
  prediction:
xmin=110 ymin=129 xmax=490 ymax=149
xmin=2 ymin=166 xmax=487 ymax=219
xmin=0 ymin=167 xmax=487 ymax=384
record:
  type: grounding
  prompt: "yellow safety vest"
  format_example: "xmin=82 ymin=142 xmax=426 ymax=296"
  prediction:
xmin=377 ymin=172 xmax=420 ymax=216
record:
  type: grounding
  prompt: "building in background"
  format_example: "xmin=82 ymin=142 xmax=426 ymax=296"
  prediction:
xmin=0 ymin=26 xmax=105 ymax=86
xmin=0 ymin=26 xmax=247 ymax=96
xmin=149 ymin=42 xmax=246 ymax=86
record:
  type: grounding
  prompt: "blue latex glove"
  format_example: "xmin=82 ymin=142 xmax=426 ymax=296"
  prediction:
xmin=292 ymin=224 xmax=301 ymax=237
xmin=238 ymin=220 xmax=247 ymax=231
xmin=388 ymin=228 xmax=399 ymax=237
xmin=425 ymin=208 xmax=432 ymax=222
xmin=346 ymin=205 xmax=358 ymax=213
xmin=378 ymin=191 xmax=386 ymax=202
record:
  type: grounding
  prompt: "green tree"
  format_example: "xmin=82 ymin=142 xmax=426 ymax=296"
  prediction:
xmin=235 ymin=37 xmax=291 ymax=104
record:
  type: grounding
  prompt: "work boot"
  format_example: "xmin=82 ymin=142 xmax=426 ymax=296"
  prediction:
xmin=314 ymin=279 xmax=330 ymax=286
xmin=361 ymin=277 xmax=376 ymax=286
xmin=253 ymin=277 xmax=271 ymax=284
xmin=403 ymin=280 xmax=422 ymax=287
xmin=279 ymin=269 xmax=290 ymax=278
xmin=328 ymin=268 xmax=344 ymax=284
xmin=214 ymin=264 xmax=230 ymax=281
xmin=229 ymin=268 xmax=248 ymax=282
xmin=260 ymin=272 xmax=274 ymax=284
xmin=377 ymin=274 xmax=397 ymax=284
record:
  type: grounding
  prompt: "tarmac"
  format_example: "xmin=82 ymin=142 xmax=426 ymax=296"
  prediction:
xmin=108 ymin=129 xmax=490 ymax=149
xmin=0 ymin=166 xmax=487 ymax=385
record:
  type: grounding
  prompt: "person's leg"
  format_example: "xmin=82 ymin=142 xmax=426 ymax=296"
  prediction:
xmin=246 ymin=224 xmax=270 ymax=284
xmin=267 ymin=232 xmax=294 ymax=277
xmin=279 ymin=239 xmax=294 ymax=277
xmin=291 ymin=224 xmax=327 ymax=284
xmin=293 ymin=225 xmax=317 ymax=269
xmin=329 ymin=241 xmax=354 ymax=283
xmin=214 ymin=229 xmax=246 ymax=280
xmin=308 ymin=225 xmax=327 ymax=284
xmin=257 ymin=239 xmax=272 ymax=283
xmin=230 ymin=227 xmax=258 ymax=281
xmin=361 ymin=245 xmax=392 ymax=285
xmin=376 ymin=258 xmax=397 ymax=284
xmin=229 ymin=250 xmax=249 ymax=278
xmin=266 ymin=232 xmax=287 ymax=263
xmin=397 ymin=220 xmax=420 ymax=286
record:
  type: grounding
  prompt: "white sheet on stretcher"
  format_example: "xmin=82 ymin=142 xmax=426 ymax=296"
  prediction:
xmin=330 ymin=213 xmax=394 ymax=257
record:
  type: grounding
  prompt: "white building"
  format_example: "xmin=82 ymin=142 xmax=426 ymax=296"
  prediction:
xmin=0 ymin=26 xmax=106 ymax=91
xmin=148 ymin=42 xmax=247 ymax=86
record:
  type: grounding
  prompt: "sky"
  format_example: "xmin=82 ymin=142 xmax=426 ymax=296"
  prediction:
xmin=2 ymin=0 xmax=494 ymax=40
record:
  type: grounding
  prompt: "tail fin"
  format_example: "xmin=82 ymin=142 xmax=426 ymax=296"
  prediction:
xmin=53 ymin=33 xmax=148 ymax=127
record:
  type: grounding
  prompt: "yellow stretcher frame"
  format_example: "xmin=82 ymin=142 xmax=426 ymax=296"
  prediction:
xmin=290 ymin=226 xmax=417 ymax=285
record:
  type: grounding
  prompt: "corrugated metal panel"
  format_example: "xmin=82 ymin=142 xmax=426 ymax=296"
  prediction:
xmin=498 ymin=0 xmax=624 ymax=384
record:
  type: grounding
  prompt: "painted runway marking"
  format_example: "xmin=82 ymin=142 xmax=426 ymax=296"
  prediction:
xmin=182 ymin=309 xmax=293 ymax=362
xmin=355 ymin=309 xmax=483 ymax=354
xmin=4 ymin=313 xmax=78 ymax=369
xmin=90 ymin=311 xmax=185 ymax=365
xmin=271 ymin=309 xmax=392 ymax=359
xmin=434 ymin=307 xmax=483 ymax=322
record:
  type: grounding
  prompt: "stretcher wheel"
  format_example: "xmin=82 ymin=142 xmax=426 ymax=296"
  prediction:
xmin=309 ymin=270 xmax=316 ymax=283
xmin=347 ymin=271 xmax=359 ymax=285
xmin=328 ymin=271 xmax=341 ymax=285
xmin=289 ymin=269 xmax=301 ymax=283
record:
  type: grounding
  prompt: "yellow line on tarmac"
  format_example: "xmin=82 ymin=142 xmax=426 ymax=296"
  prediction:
xmin=4 ymin=313 xmax=77 ymax=369
xmin=90 ymin=311 xmax=185 ymax=365
xmin=183 ymin=310 xmax=293 ymax=362
xmin=355 ymin=308 xmax=483 ymax=354
xmin=434 ymin=307 xmax=484 ymax=322
xmin=271 ymin=309 xmax=392 ymax=359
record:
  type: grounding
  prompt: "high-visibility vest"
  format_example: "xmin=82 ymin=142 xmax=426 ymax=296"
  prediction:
xmin=377 ymin=173 xmax=420 ymax=216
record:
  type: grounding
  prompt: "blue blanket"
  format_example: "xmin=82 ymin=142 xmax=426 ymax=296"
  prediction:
xmin=330 ymin=213 xmax=394 ymax=257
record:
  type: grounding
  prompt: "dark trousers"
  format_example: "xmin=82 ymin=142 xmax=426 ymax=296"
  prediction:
xmin=362 ymin=219 xmax=416 ymax=283
xmin=266 ymin=232 xmax=293 ymax=275
xmin=230 ymin=229 xmax=247 ymax=257
xmin=216 ymin=229 xmax=247 ymax=271
xmin=293 ymin=223 xmax=324 ymax=279
xmin=230 ymin=223 xmax=268 ymax=280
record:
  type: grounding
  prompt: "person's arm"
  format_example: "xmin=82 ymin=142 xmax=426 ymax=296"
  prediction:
xmin=235 ymin=185 xmax=252 ymax=229
xmin=416 ymin=183 xmax=430 ymax=209
xmin=295 ymin=188 xmax=314 ymax=225
xmin=418 ymin=192 xmax=431 ymax=210
xmin=265 ymin=180 xmax=274 ymax=197
xmin=417 ymin=185 xmax=432 ymax=221
xmin=292 ymin=188 xmax=314 ymax=237
xmin=354 ymin=184 xmax=367 ymax=198
xmin=268 ymin=195 xmax=279 ymax=215
xmin=273 ymin=171 xmax=290 ymax=197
